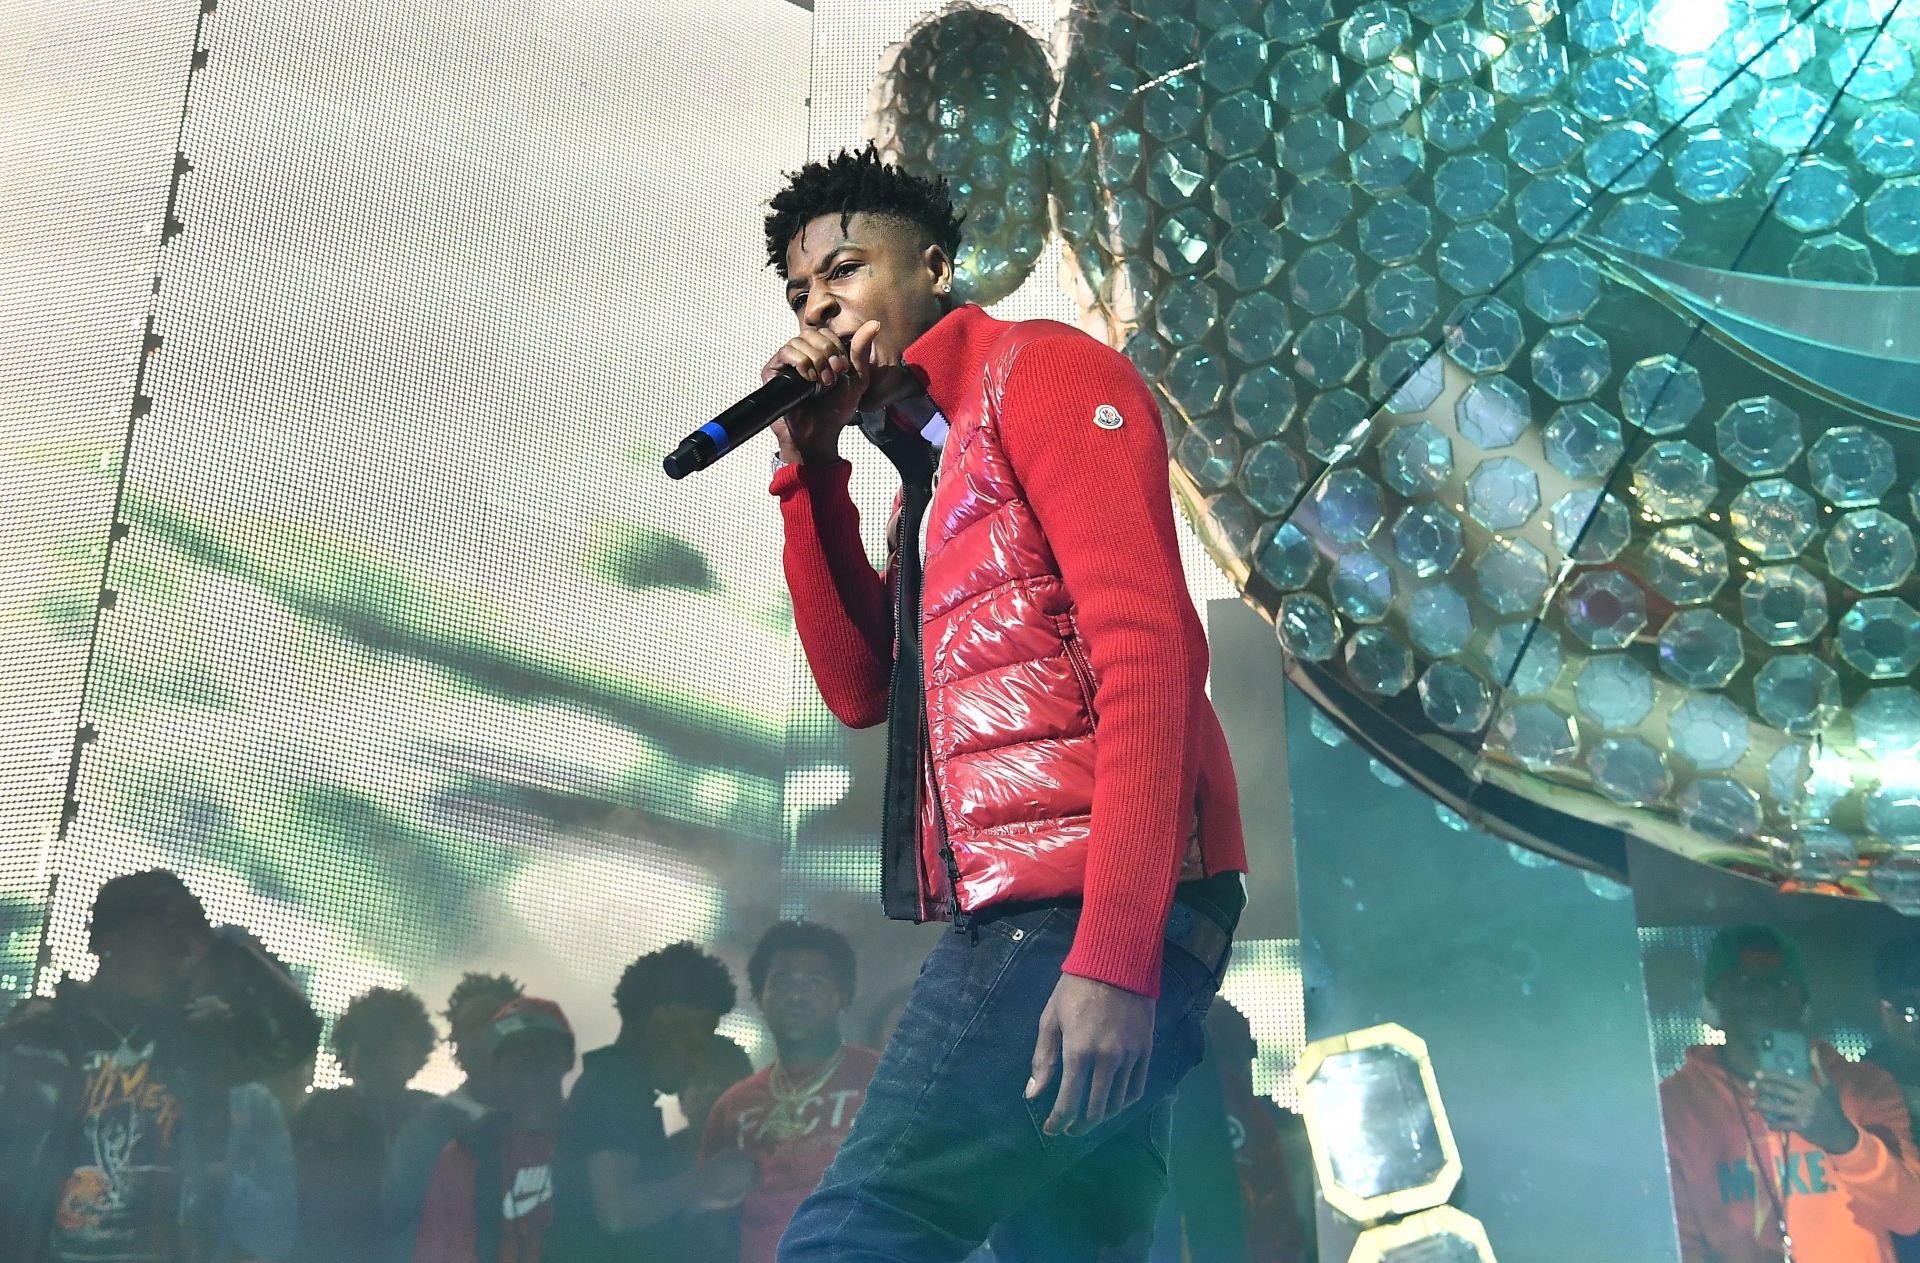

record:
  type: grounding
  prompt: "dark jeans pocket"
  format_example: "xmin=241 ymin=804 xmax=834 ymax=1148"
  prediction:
xmin=1019 ymin=940 xmax=1217 ymax=1159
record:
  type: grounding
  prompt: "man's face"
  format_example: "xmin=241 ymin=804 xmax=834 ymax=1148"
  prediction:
xmin=491 ymin=1032 xmax=571 ymax=1107
xmin=450 ymin=996 xmax=504 ymax=1079
xmin=99 ymin=904 xmax=210 ymax=1002
xmin=760 ymin=948 xmax=847 ymax=1048
xmin=1880 ymin=991 xmax=1920 ymax=1053
xmin=783 ymin=212 xmax=950 ymax=407
xmin=635 ymin=1003 xmax=722 ymax=1093
xmin=1711 ymin=959 xmax=1808 ymax=1046
xmin=351 ymin=1036 xmax=432 ymax=1096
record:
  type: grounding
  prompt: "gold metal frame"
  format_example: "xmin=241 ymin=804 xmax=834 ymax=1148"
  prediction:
xmin=1295 ymin=1022 xmax=1463 ymax=1225
xmin=1346 ymin=1205 xmax=1496 ymax=1262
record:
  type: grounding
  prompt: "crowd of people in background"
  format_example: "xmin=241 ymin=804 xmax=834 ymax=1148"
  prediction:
xmin=39 ymin=868 xmax=1920 ymax=1262
xmin=0 ymin=870 xmax=1314 ymax=1263
xmin=43 ymin=871 xmax=1920 ymax=1261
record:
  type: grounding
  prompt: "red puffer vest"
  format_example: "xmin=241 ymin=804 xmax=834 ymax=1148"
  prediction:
xmin=913 ymin=318 xmax=1205 ymax=915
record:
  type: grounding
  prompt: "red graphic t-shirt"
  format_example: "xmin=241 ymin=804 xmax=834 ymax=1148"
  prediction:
xmin=698 ymin=1045 xmax=882 ymax=1263
xmin=413 ymin=1127 xmax=557 ymax=1263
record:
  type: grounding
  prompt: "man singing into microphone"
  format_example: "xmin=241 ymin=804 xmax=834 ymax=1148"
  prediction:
xmin=760 ymin=145 xmax=1247 ymax=1262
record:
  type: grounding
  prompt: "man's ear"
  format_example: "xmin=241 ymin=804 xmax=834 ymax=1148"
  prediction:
xmin=922 ymin=243 xmax=954 ymax=295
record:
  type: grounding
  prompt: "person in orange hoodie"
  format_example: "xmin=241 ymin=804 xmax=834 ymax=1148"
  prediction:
xmin=1661 ymin=925 xmax=1920 ymax=1262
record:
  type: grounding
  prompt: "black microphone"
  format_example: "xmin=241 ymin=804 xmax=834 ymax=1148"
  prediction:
xmin=662 ymin=368 xmax=823 ymax=479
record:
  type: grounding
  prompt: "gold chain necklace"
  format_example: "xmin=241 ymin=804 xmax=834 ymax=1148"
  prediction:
xmin=757 ymin=1047 xmax=845 ymax=1142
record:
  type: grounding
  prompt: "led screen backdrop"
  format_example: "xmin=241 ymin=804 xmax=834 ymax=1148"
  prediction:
xmin=14 ymin=0 xmax=813 ymax=1086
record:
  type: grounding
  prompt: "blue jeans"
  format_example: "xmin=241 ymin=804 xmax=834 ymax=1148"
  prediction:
xmin=779 ymin=895 xmax=1234 ymax=1262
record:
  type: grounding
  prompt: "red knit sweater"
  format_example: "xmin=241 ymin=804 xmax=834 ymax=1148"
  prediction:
xmin=771 ymin=306 xmax=1247 ymax=995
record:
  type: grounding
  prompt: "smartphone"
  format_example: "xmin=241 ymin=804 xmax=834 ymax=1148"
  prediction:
xmin=1757 ymin=1028 xmax=1812 ymax=1081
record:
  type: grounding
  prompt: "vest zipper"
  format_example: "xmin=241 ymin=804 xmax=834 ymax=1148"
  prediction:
xmin=922 ymin=705 xmax=967 ymax=929
xmin=1062 ymin=622 xmax=1098 ymax=713
xmin=923 ymin=447 xmax=963 ymax=927
xmin=876 ymin=608 xmax=918 ymax=917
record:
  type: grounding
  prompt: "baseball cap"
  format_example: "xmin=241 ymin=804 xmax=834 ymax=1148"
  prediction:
xmin=486 ymin=996 xmax=574 ymax=1058
xmin=1704 ymin=925 xmax=1810 ymax=997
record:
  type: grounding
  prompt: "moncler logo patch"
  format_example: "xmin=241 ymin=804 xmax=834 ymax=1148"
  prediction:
xmin=1093 ymin=404 xmax=1124 ymax=430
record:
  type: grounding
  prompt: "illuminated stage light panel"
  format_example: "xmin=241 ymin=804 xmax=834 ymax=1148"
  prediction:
xmin=25 ymin=0 xmax=813 ymax=1081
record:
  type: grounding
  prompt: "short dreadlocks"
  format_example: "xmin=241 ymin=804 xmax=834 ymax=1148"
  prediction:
xmin=765 ymin=144 xmax=965 ymax=278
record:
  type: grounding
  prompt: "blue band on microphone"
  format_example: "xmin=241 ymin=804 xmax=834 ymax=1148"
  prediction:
xmin=698 ymin=420 xmax=732 ymax=454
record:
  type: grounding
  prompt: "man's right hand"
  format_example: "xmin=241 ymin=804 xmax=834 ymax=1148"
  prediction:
xmin=766 ymin=319 xmax=881 ymax=467
xmin=1754 ymin=1064 xmax=1859 ymax=1155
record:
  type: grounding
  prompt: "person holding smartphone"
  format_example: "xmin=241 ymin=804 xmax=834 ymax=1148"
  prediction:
xmin=1660 ymin=925 xmax=1920 ymax=1262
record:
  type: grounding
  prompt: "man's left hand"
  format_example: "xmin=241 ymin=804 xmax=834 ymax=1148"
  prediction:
xmin=1026 ymin=973 xmax=1154 ymax=1137
xmin=1754 ymin=1062 xmax=1858 ymax=1155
